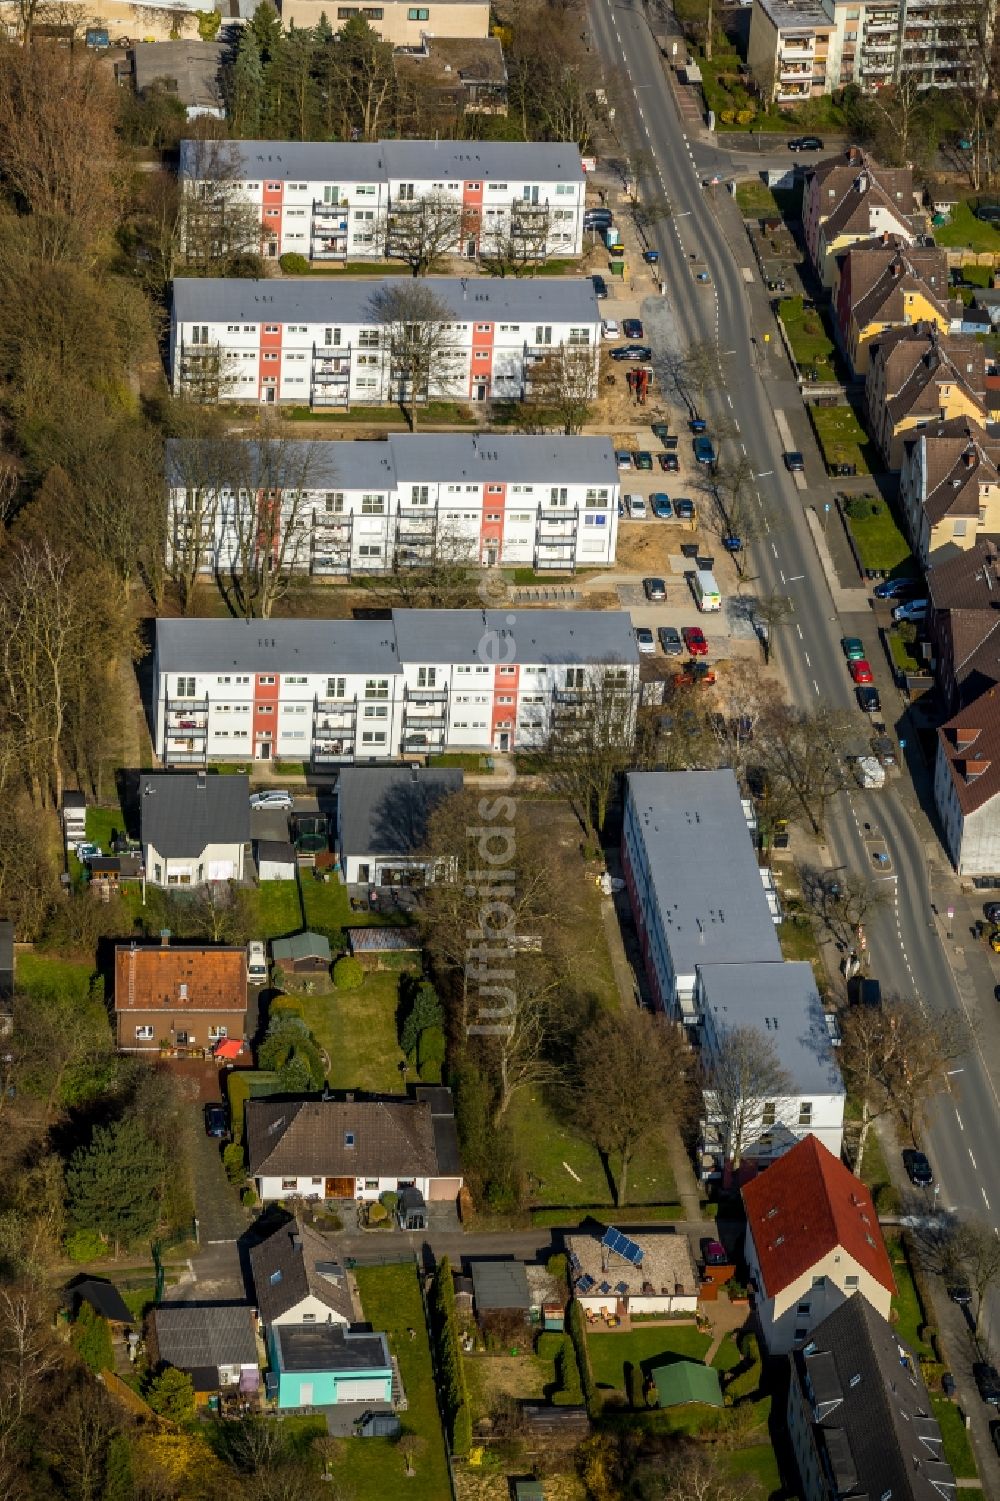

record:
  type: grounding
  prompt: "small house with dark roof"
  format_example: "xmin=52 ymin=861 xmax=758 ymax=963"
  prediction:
xmin=742 ymin=1135 xmax=894 ymax=1354
xmin=151 ymin=1304 xmax=259 ymax=1396
xmin=786 ymin=1294 xmax=955 ymax=1501
xmin=270 ymin=932 xmax=331 ymax=975
xmin=68 ymin=1277 xmax=134 ymax=1330
xmin=250 ymin=1220 xmax=356 ymax=1331
xmin=934 ymin=691 xmax=1000 ymax=878
xmin=245 ymin=1089 xmax=463 ymax=1206
xmin=336 ymin=766 xmax=463 ymax=885
xmin=256 ymin=839 xmax=297 ymax=882
xmin=139 ymin=771 xmax=250 ymax=887
xmin=114 ymin=939 xmax=248 ymax=1055
xmin=470 ymin=1259 xmax=532 ymax=1327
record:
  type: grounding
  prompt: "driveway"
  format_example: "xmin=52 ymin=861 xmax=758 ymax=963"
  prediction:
xmin=165 ymin=1102 xmax=253 ymax=1303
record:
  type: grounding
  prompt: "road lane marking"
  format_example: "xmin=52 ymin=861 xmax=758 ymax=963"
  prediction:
xmin=771 ymin=542 xmax=778 ymax=558
xmin=969 ymin=1148 xmax=978 ymax=1169
xmin=804 ymin=652 xmax=811 ymax=668
xmin=796 ymin=624 xmax=803 ymax=639
xmin=813 ymin=679 xmax=820 ymax=694
xmin=787 ymin=574 xmax=804 ymax=582
xmin=982 ymin=1187 xmax=991 ymax=1209
xmin=955 ymin=1110 xmax=964 ymax=1131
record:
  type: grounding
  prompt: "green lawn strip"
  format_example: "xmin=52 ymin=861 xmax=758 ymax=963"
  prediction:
xmin=721 ymin=1440 xmax=784 ymax=1498
xmin=587 ymin=1325 xmax=711 ymax=1397
xmin=427 ymin=752 xmax=492 ymax=772
xmin=16 ymin=952 xmax=96 ymax=1000
xmin=301 ymin=877 xmax=412 ymax=931
xmin=809 ymin=405 xmax=874 ymax=475
xmin=931 ymin=1395 xmax=979 ymax=1478
xmin=286 ymin=402 xmax=478 ymax=425
xmin=777 ymin=296 xmax=837 ymax=371
xmin=888 ymin=629 xmax=922 ymax=675
xmin=842 ymin=498 xmax=912 ymax=575
xmin=350 ymin=1263 xmax=451 ymax=1501
xmin=253 ymin=881 xmax=305 ymax=940
xmin=85 ymin=805 xmax=126 ymax=850
xmin=858 ymin=1125 xmax=892 ymax=1197
xmin=933 ymin=201 xmax=1000 ymax=252
xmin=295 ymin=971 xmax=410 ymax=1093
xmin=509 ymin=1089 xmax=676 ymax=1208
xmin=735 ymin=181 xmax=783 ymax=219
xmin=886 ymin=1235 xmax=932 ymax=1359
xmin=711 ymin=1333 xmax=744 ymax=1373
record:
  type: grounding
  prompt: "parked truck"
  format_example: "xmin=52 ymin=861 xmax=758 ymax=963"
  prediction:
xmin=852 ymin=755 xmax=886 ymax=789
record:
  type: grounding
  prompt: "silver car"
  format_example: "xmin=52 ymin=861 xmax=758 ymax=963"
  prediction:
xmin=249 ymin=790 xmax=294 ymax=810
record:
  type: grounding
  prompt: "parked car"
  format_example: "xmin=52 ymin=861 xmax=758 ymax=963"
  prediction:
xmin=902 ymin=1148 xmax=933 ymax=1186
xmin=948 ymin=1285 xmax=973 ymax=1306
xmin=974 ymin=1362 xmax=1000 ymax=1406
xmin=892 ymin=599 xmax=929 ymax=623
xmin=626 ymin=494 xmax=647 ymax=519
xmin=615 ymin=449 xmax=633 ymax=470
xmin=633 ymin=450 xmax=653 ymax=471
xmin=984 ymin=902 xmax=1000 ymax=924
xmin=682 ymin=626 xmax=709 ymax=656
xmin=701 ymin=1239 xmax=728 ymax=1266
xmin=874 ymin=576 xmax=921 ymax=600
xmin=849 ymin=659 xmax=874 ymax=685
xmin=689 ymin=416 xmax=708 ymax=433
xmin=75 ymin=842 xmax=101 ymax=863
xmin=247 ymin=940 xmax=268 ymax=984
xmin=941 ymin=1373 xmax=956 ymax=1399
xmin=601 ymin=318 xmax=621 ymax=339
xmin=592 ymin=274 xmax=609 ymax=299
xmin=857 ymin=685 xmax=882 ymax=713
xmin=610 ymin=344 xmax=652 ymax=362
xmin=658 ymin=452 xmax=680 ymax=472
xmin=695 ymin=269 xmax=711 ymax=283
xmin=250 ymin=790 xmax=294 ymax=810
xmin=622 ymin=318 xmax=644 ymax=339
xmin=643 ymin=577 xmax=666 ymax=601
xmin=722 ymin=535 xmax=743 ymax=553
xmin=651 ymin=494 xmax=673 ymax=518
xmin=784 ymin=450 xmax=805 ymax=472
xmin=651 ymin=421 xmax=670 ymax=443
xmin=675 ymin=498 xmax=695 ymax=520
xmin=659 ymin=625 xmax=683 ymax=655
xmin=841 ymin=636 xmax=865 ymax=661
xmin=204 ymin=1104 xmax=228 ymax=1139
xmin=788 ymin=135 xmax=824 ymax=151
xmin=635 ymin=626 xmax=655 ymax=654
xmin=693 ymin=435 xmax=717 ymax=465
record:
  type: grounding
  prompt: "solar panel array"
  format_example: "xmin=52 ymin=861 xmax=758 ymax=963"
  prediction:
xmin=601 ymin=1226 xmax=644 ymax=1266
xmin=576 ymin=1273 xmax=595 ymax=1294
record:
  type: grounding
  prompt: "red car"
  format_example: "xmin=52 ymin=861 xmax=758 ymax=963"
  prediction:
xmin=682 ymin=626 xmax=708 ymax=656
xmin=849 ymin=659 xmax=874 ymax=685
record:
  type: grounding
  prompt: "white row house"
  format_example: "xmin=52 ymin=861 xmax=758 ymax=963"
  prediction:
xmin=179 ymin=138 xmax=587 ymax=263
xmin=169 ymin=276 xmax=602 ymax=409
xmin=152 ymin=608 xmax=639 ymax=768
xmin=165 ymin=433 xmax=620 ymax=575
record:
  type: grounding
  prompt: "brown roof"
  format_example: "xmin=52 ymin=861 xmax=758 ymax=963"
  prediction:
xmin=246 ymin=1094 xmax=442 ymax=1179
xmin=846 ymin=246 xmax=955 ymax=333
xmin=872 ymin=326 xmax=987 ymax=426
xmin=114 ymin=943 xmax=247 ymax=1013
xmin=928 ymin=535 xmax=1000 ymax=611
xmin=922 ymin=431 xmax=1000 ymax=527
xmin=395 ymin=35 xmax=507 ymax=92
xmin=937 ymin=686 xmax=1000 ymax=814
xmin=809 ymin=148 xmax=912 ymax=208
xmin=250 ymin=1219 xmax=355 ymax=1327
xmin=818 ymin=163 xmax=916 ymax=246
xmin=742 ymin=1135 xmax=895 ymax=1300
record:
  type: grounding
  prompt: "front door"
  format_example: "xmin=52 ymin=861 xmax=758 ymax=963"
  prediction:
xmin=483 ymin=543 xmax=498 ymax=566
xmin=258 ymin=741 xmax=271 ymax=761
xmin=495 ymin=731 xmax=510 ymax=752
xmin=475 ymin=382 xmax=487 ymax=402
xmin=466 ymin=237 xmax=476 ymax=258
xmin=325 ymin=1176 xmax=355 ymax=1198
xmin=262 ymin=385 xmax=277 ymax=405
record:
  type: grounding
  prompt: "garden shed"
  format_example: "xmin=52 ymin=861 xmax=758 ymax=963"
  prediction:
xmin=271 ymin=932 xmax=332 ymax=975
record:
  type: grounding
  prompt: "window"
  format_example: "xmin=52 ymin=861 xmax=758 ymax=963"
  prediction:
xmin=362 ymin=730 xmax=387 ymax=745
xmin=794 ymin=1327 xmax=808 ymax=1341
xmin=797 ymin=1303 xmax=810 ymax=1315
xmin=418 ymin=667 xmax=436 ymax=688
xmin=135 ymin=1025 xmax=154 ymax=1041
xmin=798 ymin=1102 xmax=813 ymax=1127
xmin=407 ymin=7 xmax=429 ymax=19
xmin=208 ymin=1025 xmax=228 ymax=1041
xmin=566 ymin=667 xmax=585 ymax=689
xmin=761 ymin=1102 xmax=777 ymax=1127
xmin=264 ymin=324 xmax=279 ymax=335
xmin=361 ymin=494 xmax=385 ymax=514
xmin=568 ymin=327 xmax=591 ymax=346
xmin=270 ymin=1270 xmax=283 ymax=1285
xmin=281 ymin=1179 xmax=297 ymax=1192
xmin=175 ymin=676 xmax=196 ymax=697
xmin=364 ymin=1179 xmax=379 ymax=1190
xmin=327 ymin=676 xmax=346 ymax=698
xmin=534 ymin=325 xmax=552 ymax=345
xmin=259 ymin=675 xmax=276 ymax=685
xmin=190 ymin=325 xmax=209 ymax=345
xmin=811 ymin=1275 xmax=826 ymax=1290
xmin=324 ymin=493 xmax=344 ymax=513
xmin=324 ymin=327 xmax=341 ymax=347
xmin=365 ymin=678 xmax=389 ymax=699
xmin=363 ymin=5 xmax=383 ymax=14
xmin=845 ymin=1274 xmax=859 ymax=1288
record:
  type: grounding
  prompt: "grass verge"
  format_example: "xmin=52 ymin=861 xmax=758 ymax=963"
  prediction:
xmin=809 ymin=404 xmax=875 ymax=475
xmin=778 ymin=296 xmax=837 ymax=373
xmin=842 ymin=496 xmax=912 ymax=575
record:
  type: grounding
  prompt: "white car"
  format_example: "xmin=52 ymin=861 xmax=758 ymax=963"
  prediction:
xmin=892 ymin=599 xmax=928 ymax=623
xmin=249 ymin=789 xmax=294 ymax=810
xmin=635 ymin=626 xmax=655 ymax=654
xmin=247 ymin=940 xmax=268 ymax=984
xmin=602 ymin=318 xmax=621 ymax=339
xmin=626 ymin=494 xmax=647 ymax=519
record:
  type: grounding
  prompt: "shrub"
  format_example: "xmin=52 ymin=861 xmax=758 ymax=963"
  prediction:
xmin=399 ymin=978 xmax=444 ymax=1056
xmin=223 ymin=1143 xmax=245 ymax=1185
xmin=367 ymin=1201 xmax=387 ymax=1225
xmin=566 ymin=1300 xmax=602 ymax=1418
xmin=279 ymin=252 xmax=310 ymax=275
xmin=720 ymin=109 xmax=736 ymax=124
xmin=333 ymin=957 xmax=364 ymax=990
xmin=874 ymin=1182 xmax=902 ymax=1216
xmin=736 ymin=109 xmax=755 ymax=124
xmin=64 ymin=1227 xmax=106 ymax=1263
xmin=553 ymin=1335 xmax=584 ymax=1405
xmin=379 ymin=1190 xmax=399 ymax=1217
xmin=241 ymin=1186 xmax=258 ymax=1208
xmin=268 ymin=995 xmax=302 ymax=1020
xmin=196 ymin=8 xmax=221 ymax=37
xmin=71 ymin=1303 xmax=114 ymax=1373
xmin=546 ymin=1252 xmax=569 ymax=1296
xmin=145 ymin=1367 xmax=196 ymax=1423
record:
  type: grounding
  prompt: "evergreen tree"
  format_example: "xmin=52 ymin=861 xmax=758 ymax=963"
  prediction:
xmin=228 ymin=28 xmax=265 ymax=137
xmin=102 ymin=1433 xmax=134 ymax=1501
xmin=399 ymin=979 xmax=444 ymax=1057
xmin=250 ymin=0 xmax=283 ymax=62
xmin=145 ymin=1366 xmax=196 ymax=1423
xmin=70 ymin=1301 xmax=114 ymax=1373
xmin=65 ymin=1118 xmax=165 ymax=1251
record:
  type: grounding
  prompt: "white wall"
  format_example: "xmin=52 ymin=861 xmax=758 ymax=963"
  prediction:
xmin=270 ymin=1295 xmax=349 ymax=1329
xmin=257 ymin=1173 xmax=432 ymax=1202
xmin=144 ymin=839 xmax=245 ymax=886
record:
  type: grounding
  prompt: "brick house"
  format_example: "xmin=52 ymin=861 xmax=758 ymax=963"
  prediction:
xmin=114 ymin=941 xmax=248 ymax=1054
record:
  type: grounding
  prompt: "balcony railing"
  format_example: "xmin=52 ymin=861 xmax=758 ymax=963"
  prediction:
xmin=164 ymin=748 xmax=209 ymax=765
xmin=405 ymin=686 xmax=448 ymax=702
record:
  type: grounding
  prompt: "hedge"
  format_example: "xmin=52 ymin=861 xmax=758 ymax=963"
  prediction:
xmin=279 ymin=252 xmax=310 ymax=274
xmin=566 ymin=1300 xmax=602 ymax=1418
xmin=553 ymin=1335 xmax=584 ymax=1405
xmin=430 ymin=1256 xmax=472 ymax=1455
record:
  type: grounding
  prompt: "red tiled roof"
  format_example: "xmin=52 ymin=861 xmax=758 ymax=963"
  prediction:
xmin=114 ymin=944 xmax=247 ymax=1013
xmin=742 ymin=1135 xmax=895 ymax=1300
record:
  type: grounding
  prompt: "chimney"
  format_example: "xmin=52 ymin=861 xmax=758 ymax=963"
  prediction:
xmin=855 ymin=172 xmax=868 ymax=193
xmin=891 ymin=260 xmax=902 ymax=279
xmin=848 ymin=145 xmax=862 ymax=166
xmin=965 ymin=757 xmax=990 ymax=779
xmin=963 ymin=450 xmax=976 ymax=468
xmin=160 ymin=928 xmax=171 ymax=947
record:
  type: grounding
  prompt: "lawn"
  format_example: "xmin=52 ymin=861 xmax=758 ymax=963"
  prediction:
xmin=587 ymin=1325 xmax=711 ymax=1395
xmin=295 ymin=970 xmax=413 ymax=1093
xmin=933 ymin=200 xmax=1000 ymax=252
xmin=886 ymin=1235 xmax=933 ymax=1360
xmin=286 ymin=401 xmax=478 ymax=426
xmin=16 ymin=951 xmax=95 ymax=1001
xmin=86 ymin=804 xmax=126 ymax=850
xmin=842 ymin=496 xmax=913 ymax=576
xmin=463 ymin=1349 xmax=555 ymax=1424
xmin=735 ymin=181 xmax=784 ymax=219
xmin=888 ymin=628 xmax=922 ymax=675
xmin=722 ymin=1442 xmax=784 ymax=1499
xmin=508 ymin=1089 xmax=677 ymax=1209
xmin=254 ymin=877 xmax=410 ymax=938
xmin=809 ymin=405 xmax=875 ymax=476
xmin=777 ymin=913 xmax=823 ymax=975
xmin=778 ymin=297 xmax=837 ymax=373
xmin=253 ymin=881 xmax=305 ymax=940
xmin=931 ymin=1395 xmax=979 ymax=1479
xmin=428 ymin=752 xmax=494 ymax=772
xmin=350 ymin=1263 xmax=451 ymax=1501
xmin=858 ymin=1123 xmax=892 ymax=1199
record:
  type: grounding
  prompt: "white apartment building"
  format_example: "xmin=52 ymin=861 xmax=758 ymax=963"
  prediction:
xmin=178 ymin=138 xmax=586 ymax=263
xmin=169 ymin=277 xmax=601 ymax=408
xmin=152 ymin=609 xmax=639 ymax=768
xmin=165 ymin=434 xmax=620 ymax=576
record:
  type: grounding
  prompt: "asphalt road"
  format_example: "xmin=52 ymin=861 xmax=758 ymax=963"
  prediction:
xmin=589 ymin=0 xmax=1000 ymax=1426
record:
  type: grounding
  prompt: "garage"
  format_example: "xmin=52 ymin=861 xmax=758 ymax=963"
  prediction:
xmin=325 ymin=1176 xmax=355 ymax=1198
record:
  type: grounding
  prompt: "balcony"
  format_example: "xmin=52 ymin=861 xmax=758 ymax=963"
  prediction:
xmin=312 ymin=198 xmax=349 ymax=217
xmin=165 ymin=746 xmax=209 ymax=766
xmin=405 ymin=686 xmax=448 ymax=703
xmin=313 ymin=739 xmax=355 ymax=764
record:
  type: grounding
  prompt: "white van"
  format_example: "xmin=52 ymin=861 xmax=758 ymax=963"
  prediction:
xmin=694 ymin=569 xmax=722 ymax=612
xmin=247 ymin=941 xmax=268 ymax=985
xmin=626 ymin=494 xmax=647 ymax=519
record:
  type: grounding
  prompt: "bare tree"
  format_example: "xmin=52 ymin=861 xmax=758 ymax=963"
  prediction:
xmin=478 ymin=204 xmax=554 ymax=277
xmin=523 ymin=343 xmax=600 ymax=434
xmin=800 ymin=868 xmax=889 ymax=951
xmin=383 ymin=191 xmax=464 ymax=276
xmin=675 ymin=338 xmax=723 ymax=419
xmin=574 ymin=1008 xmax=687 ymax=1206
xmin=356 ymin=522 xmax=480 ymax=608
xmin=839 ymin=997 xmax=961 ymax=1167
xmin=179 ymin=139 xmax=267 ymax=273
xmin=543 ymin=671 xmax=638 ymax=846
xmin=217 ymin=423 xmax=319 ymax=620
xmin=652 ymin=1444 xmax=747 ymax=1501
xmin=756 ymin=702 xmax=852 ymax=835
xmin=164 ymin=411 xmax=234 ymax=612
xmin=705 ymin=1024 xmax=794 ymax=1171
xmin=949 ymin=1221 xmax=1000 ymax=1335
xmin=367 ymin=283 xmax=465 ymax=432
xmin=749 ymin=590 xmax=794 ymax=665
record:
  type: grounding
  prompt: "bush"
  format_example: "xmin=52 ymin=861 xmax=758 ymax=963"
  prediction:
xmin=223 ymin=1143 xmax=245 ymax=1185
xmin=367 ymin=1201 xmax=387 ymax=1225
xmin=333 ymin=957 xmax=364 ymax=990
xmin=196 ymin=8 xmax=221 ymax=37
xmin=399 ymin=977 xmax=444 ymax=1056
xmin=566 ymin=1300 xmax=602 ymax=1418
xmin=553 ymin=1335 xmax=584 ymax=1405
xmin=268 ymin=995 xmax=302 ymax=1020
xmin=279 ymin=252 xmax=310 ymax=274
xmin=64 ymin=1227 xmax=107 ymax=1263
xmin=379 ymin=1190 xmax=398 ymax=1217
xmin=875 ymin=1182 xmax=902 ymax=1216
xmin=71 ymin=1303 xmax=114 ymax=1373
xmin=145 ymin=1367 xmax=196 ymax=1423
xmin=241 ymin=1186 xmax=258 ymax=1208
xmin=736 ymin=109 xmax=755 ymax=125
xmin=546 ymin=1252 xmax=569 ymax=1296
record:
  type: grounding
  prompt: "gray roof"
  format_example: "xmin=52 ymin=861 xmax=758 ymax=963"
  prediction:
xmin=171 ymin=276 xmax=600 ymax=327
xmin=273 ymin=1323 xmax=390 ymax=1375
xmin=179 ymin=137 xmax=583 ymax=186
xmin=246 ymin=1094 xmax=445 ymax=1179
xmin=793 ymin=1295 xmax=955 ymax=1501
xmin=132 ymin=41 xmax=225 ymax=109
xmin=250 ymin=1220 xmax=354 ymax=1328
xmin=155 ymin=609 xmax=637 ymax=674
xmin=256 ymin=840 xmax=297 ymax=865
xmin=271 ymin=931 xmax=332 ymax=963
xmin=165 ymin=433 xmax=619 ymax=492
xmin=470 ymin=1259 xmax=532 ymax=1311
xmin=338 ymin=766 xmax=463 ymax=858
xmin=393 ymin=608 xmax=639 ymax=666
xmin=155 ymin=616 xmax=400 ymax=675
xmin=754 ymin=0 xmax=833 ymax=26
xmin=624 ymin=771 xmax=783 ymax=978
xmin=153 ymin=1303 xmax=257 ymax=1370
xmin=139 ymin=773 xmax=250 ymax=858
xmin=698 ymin=961 xmax=845 ymax=1097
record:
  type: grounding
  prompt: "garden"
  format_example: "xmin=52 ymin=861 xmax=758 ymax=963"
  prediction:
xmin=841 ymin=494 xmax=913 ymax=577
xmin=933 ymin=200 xmax=1000 ymax=254
xmin=809 ymin=404 xmax=876 ymax=476
xmin=777 ymin=296 xmax=838 ymax=376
